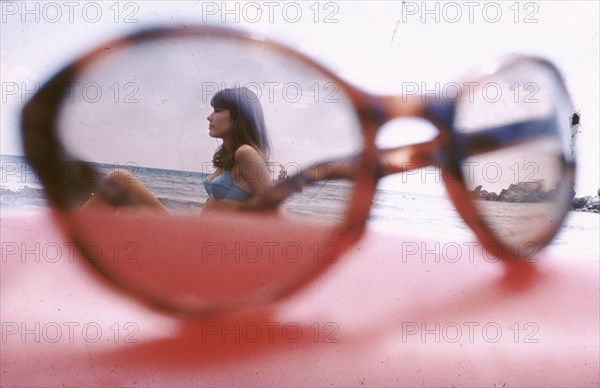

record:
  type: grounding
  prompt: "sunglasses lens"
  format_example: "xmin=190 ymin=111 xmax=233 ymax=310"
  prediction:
xmin=454 ymin=60 xmax=575 ymax=256
xmin=49 ymin=31 xmax=363 ymax=313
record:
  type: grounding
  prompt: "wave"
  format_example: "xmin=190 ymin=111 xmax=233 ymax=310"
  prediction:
xmin=1 ymin=185 xmax=48 ymax=208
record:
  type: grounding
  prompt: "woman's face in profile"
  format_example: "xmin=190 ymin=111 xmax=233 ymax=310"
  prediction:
xmin=207 ymin=107 xmax=233 ymax=140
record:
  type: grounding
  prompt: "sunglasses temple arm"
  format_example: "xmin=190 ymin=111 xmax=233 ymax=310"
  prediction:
xmin=243 ymin=156 xmax=359 ymax=210
xmin=455 ymin=113 xmax=573 ymax=158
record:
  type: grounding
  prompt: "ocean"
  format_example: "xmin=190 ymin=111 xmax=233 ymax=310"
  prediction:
xmin=1 ymin=154 xmax=598 ymax=257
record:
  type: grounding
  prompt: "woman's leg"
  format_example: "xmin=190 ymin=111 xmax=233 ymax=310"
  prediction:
xmin=83 ymin=168 xmax=167 ymax=213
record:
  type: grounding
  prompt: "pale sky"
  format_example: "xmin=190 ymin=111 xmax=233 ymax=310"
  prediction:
xmin=1 ymin=1 xmax=599 ymax=195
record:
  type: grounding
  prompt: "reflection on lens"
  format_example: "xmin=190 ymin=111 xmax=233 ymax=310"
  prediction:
xmin=454 ymin=59 xmax=575 ymax=253
xmin=52 ymin=31 xmax=363 ymax=313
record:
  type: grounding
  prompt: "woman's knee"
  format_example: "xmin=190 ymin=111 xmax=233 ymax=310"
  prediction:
xmin=106 ymin=168 xmax=138 ymax=186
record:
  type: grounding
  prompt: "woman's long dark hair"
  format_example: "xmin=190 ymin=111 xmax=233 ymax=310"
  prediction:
xmin=210 ymin=87 xmax=271 ymax=170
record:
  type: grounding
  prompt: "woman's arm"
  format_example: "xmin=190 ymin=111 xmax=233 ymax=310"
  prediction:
xmin=233 ymin=144 xmax=272 ymax=197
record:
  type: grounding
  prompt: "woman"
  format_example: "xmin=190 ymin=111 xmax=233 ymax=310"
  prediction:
xmin=83 ymin=87 xmax=272 ymax=213
xmin=202 ymin=87 xmax=272 ymax=212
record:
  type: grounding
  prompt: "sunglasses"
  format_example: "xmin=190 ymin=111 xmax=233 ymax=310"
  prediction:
xmin=22 ymin=26 xmax=577 ymax=316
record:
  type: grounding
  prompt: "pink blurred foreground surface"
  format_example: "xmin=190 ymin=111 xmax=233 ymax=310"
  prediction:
xmin=1 ymin=210 xmax=598 ymax=387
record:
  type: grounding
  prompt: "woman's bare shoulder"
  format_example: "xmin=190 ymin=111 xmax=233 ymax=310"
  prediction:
xmin=234 ymin=144 xmax=263 ymax=164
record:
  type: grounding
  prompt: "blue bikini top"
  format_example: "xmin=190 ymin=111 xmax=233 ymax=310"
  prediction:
xmin=203 ymin=171 xmax=252 ymax=202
